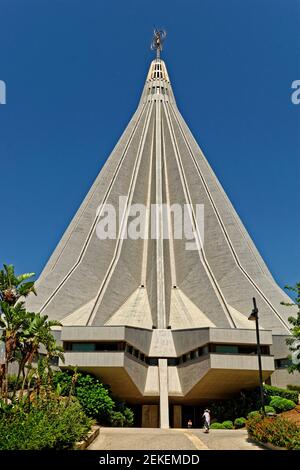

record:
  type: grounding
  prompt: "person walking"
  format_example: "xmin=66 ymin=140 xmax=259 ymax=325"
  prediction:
xmin=202 ymin=409 xmax=210 ymax=433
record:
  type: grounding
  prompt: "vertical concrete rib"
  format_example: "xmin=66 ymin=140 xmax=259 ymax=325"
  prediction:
xmin=87 ymin=102 xmax=154 ymax=325
xmin=155 ymin=100 xmax=166 ymax=329
xmin=141 ymin=117 xmax=155 ymax=286
xmin=48 ymin=105 xmax=146 ymax=275
xmin=158 ymin=358 xmax=169 ymax=429
xmin=161 ymin=118 xmax=177 ymax=288
xmin=168 ymin=104 xmax=290 ymax=332
xmin=163 ymin=101 xmax=236 ymax=328
xmin=39 ymin=102 xmax=148 ymax=314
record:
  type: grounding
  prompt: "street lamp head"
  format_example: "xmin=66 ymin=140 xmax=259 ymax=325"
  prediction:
xmin=248 ymin=297 xmax=259 ymax=321
xmin=248 ymin=311 xmax=257 ymax=321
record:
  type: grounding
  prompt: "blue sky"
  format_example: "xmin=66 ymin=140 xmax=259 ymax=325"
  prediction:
xmin=0 ymin=0 xmax=299 ymax=292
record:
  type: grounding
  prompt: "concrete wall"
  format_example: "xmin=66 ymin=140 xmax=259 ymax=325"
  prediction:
xmin=271 ymin=369 xmax=300 ymax=389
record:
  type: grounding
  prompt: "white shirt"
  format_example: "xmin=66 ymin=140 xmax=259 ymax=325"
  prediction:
xmin=203 ymin=412 xmax=210 ymax=425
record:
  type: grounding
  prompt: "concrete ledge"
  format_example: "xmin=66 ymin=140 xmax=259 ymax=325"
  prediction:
xmin=75 ymin=425 xmax=100 ymax=450
xmin=61 ymin=326 xmax=126 ymax=341
xmin=210 ymin=353 xmax=275 ymax=372
xmin=63 ymin=351 xmax=125 ymax=367
xmin=173 ymin=328 xmax=273 ymax=356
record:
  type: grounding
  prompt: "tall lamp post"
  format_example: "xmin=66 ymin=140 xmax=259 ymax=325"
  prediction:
xmin=248 ymin=297 xmax=266 ymax=416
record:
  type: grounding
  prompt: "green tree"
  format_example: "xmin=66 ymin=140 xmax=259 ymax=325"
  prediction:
xmin=43 ymin=334 xmax=65 ymax=388
xmin=18 ymin=313 xmax=62 ymax=396
xmin=0 ymin=264 xmax=63 ymax=400
xmin=281 ymin=283 xmax=300 ymax=373
xmin=0 ymin=302 xmax=27 ymax=401
xmin=0 ymin=264 xmax=36 ymax=400
xmin=0 ymin=264 xmax=36 ymax=305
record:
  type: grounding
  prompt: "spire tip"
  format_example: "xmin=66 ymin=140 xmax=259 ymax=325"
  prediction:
xmin=151 ymin=29 xmax=167 ymax=59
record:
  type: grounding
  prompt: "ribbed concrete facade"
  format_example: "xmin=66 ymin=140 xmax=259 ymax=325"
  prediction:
xmin=27 ymin=58 xmax=299 ymax=427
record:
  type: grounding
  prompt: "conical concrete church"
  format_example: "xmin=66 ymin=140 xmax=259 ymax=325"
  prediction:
xmin=27 ymin=33 xmax=298 ymax=428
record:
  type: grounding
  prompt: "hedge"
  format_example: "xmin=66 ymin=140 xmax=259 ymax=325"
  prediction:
xmin=210 ymin=422 xmax=225 ymax=429
xmin=287 ymin=384 xmax=300 ymax=393
xmin=264 ymin=385 xmax=298 ymax=404
xmin=222 ymin=420 xmax=234 ymax=429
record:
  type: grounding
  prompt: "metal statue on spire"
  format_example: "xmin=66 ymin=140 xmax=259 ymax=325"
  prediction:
xmin=151 ymin=29 xmax=167 ymax=59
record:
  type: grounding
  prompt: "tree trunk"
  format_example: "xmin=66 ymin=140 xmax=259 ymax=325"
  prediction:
xmin=20 ymin=366 xmax=28 ymax=399
xmin=12 ymin=363 xmax=22 ymax=400
xmin=4 ymin=341 xmax=8 ymax=403
xmin=0 ymin=363 xmax=6 ymax=399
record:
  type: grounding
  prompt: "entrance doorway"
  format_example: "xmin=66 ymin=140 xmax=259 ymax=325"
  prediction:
xmin=182 ymin=406 xmax=203 ymax=428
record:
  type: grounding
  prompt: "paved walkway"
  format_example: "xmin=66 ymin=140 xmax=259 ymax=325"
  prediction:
xmin=88 ymin=428 xmax=262 ymax=451
xmin=188 ymin=429 xmax=262 ymax=450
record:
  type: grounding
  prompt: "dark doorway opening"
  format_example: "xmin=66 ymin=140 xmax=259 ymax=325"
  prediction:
xmin=182 ymin=406 xmax=203 ymax=428
xmin=131 ymin=404 xmax=142 ymax=427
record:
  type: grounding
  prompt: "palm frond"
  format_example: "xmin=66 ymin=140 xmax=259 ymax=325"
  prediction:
xmin=18 ymin=282 xmax=37 ymax=297
xmin=16 ymin=272 xmax=35 ymax=283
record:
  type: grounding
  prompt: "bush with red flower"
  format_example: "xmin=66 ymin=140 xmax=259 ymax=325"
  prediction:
xmin=247 ymin=414 xmax=300 ymax=450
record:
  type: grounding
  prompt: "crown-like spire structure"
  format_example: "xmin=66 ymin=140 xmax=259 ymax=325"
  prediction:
xmin=151 ymin=29 xmax=166 ymax=59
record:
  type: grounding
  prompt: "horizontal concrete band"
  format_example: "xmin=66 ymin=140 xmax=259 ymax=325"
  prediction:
xmin=60 ymin=351 xmax=275 ymax=399
xmin=61 ymin=351 xmax=275 ymax=371
xmin=60 ymin=325 xmax=274 ymax=357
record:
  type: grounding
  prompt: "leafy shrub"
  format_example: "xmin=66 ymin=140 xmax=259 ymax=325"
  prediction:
xmin=208 ymin=388 xmax=265 ymax=422
xmin=246 ymin=406 xmax=275 ymax=418
xmin=263 ymin=405 xmax=276 ymax=414
xmin=209 ymin=396 xmax=253 ymax=423
xmin=0 ymin=398 xmax=93 ymax=450
xmin=234 ymin=417 xmax=247 ymax=428
xmin=110 ymin=411 xmax=126 ymax=427
xmin=287 ymin=384 xmax=300 ymax=394
xmin=123 ymin=407 xmax=134 ymax=426
xmin=210 ymin=422 xmax=225 ymax=429
xmin=269 ymin=395 xmax=296 ymax=412
xmin=208 ymin=385 xmax=298 ymax=422
xmin=247 ymin=411 xmax=261 ymax=419
xmin=113 ymin=402 xmax=134 ymax=427
xmin=246 ymin=414 xmax=300 ymax=450
xmin=54 ymin=371 xmax=115 ymax=423
xmin=222 ymin=420 xmax=234 ymax=429
xmin=7 ymin=374 xmax=23 ymax=392
xmin=264 ymin=385 xmax=298 ymax=404
xmin=0 ymin=400 xmax=14 ymax=414
xmin=74 ymin=375 xmax=115 ymax=423
xmin=290 ymin=436 xmax=300 ymax=450
xmin=53 ymin=371 xmax=134 ymax=426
